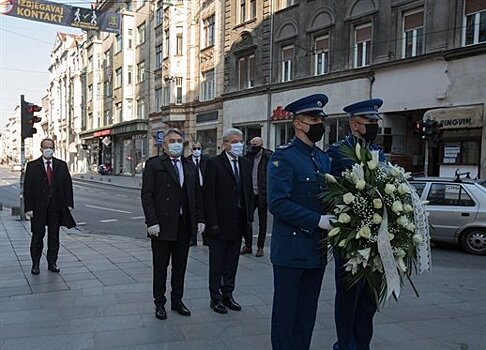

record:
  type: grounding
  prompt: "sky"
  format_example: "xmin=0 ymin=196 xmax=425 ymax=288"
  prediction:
xmin=0 ymin=0 xmax=93 ymax=126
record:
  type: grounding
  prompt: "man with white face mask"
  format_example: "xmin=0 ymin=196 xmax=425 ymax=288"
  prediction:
xmin=141 ymin=128 xmax=205 ymax=321
xmin=24 ymin=138 xmax=75 ymax=275
xmin=186 ymin=141 xmax=209 ymax=246
xmin=203 ymin=128 xmax=254 ymax=314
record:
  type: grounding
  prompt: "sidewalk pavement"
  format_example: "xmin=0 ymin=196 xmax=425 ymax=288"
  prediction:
xmin=72 ymin=173 xmax=142 ymax=190
xmin=1 ymin=209 xmax=485 ymax=350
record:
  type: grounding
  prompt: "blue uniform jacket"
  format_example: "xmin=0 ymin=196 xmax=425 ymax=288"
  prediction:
xmin=327 ymin=135 xmax=386 ymax=177
xmin=267 ymin=137 xmax=331 ymax=269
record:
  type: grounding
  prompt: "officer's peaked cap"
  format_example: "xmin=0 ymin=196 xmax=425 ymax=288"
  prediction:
xmin=344 ymin=98 xmax=383 ymax=120
xmin=284 ymin=94 xmax=328 ymax=117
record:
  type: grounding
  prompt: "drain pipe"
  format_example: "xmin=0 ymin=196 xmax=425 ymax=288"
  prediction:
xmin=265 ymin=0 xmax=275 ymax=149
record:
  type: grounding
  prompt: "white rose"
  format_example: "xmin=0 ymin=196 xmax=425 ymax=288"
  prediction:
xmin=373 ymin=213 xmax=382 ymax=225
xmin=389 ymin=166 xmax=401 ymax=177
xmin=367 ymin=151 xmax=380 ymax=170
xmin=328 ymin=227 xmax=340 ymax=237
xmin=398 ymin=183 xmax=411 ymax=195
xmin=403 ymin=204 xmax=413 ymax=213
xmin=373 ymin=198 xmax=383 ymax=209
xmin=356 ymin=226 xmax=371 ymax=239
xmin=355 ymin=143 xmax=362 ymax=161
xmin=396 ymin=215 xmax=409 ymax=227
xmin=413 ymin=234 xmax=423 ymax=245
xmin=406 ymin=223 xmax=416 ymax=232
xmin=338 ymin=213 xmax=351 ymax=224
xmin=392 ymin=200 xmax=403 ymax=214
xmin=388 ymin=233 xmax=395 ymax=241
xmin=385 ymin=184 xmax=396 ymax=195
xmin=355 ymin=180 xmax=366 ymax=190
xmin=343 ymin=193 xmax=355 ymax=205
xmin=324 ymin=173 xmax=338 ymax=184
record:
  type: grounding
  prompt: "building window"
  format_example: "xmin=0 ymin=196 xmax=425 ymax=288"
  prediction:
xmin=115 ymin=103 xmax=122 ymax=122
xmin=280 ymin=0 xmax=296 ymax=10
xmin=275 ymin=122 xmax=295 ymax=146
xmin=464 ymin=0 xmax=486 ymax=45
xmin=175 ymin=77 xmax=183 ymax=104
xmin=238 ymin=54 xmax=255 ymax=90
xmin=156 ymin=45 xmax=163 ymax=68
xmin=115 ymin=68 xmax=122 ymax=88
xmin=164 ymin=29 xmax=170 ymax=57
xmin=104 ymin=110 xmax=112 ymax=126
xmin=403 ymin=10 xmax=424 ymax=58
xmin=138 ymin=23 xmax=146 ymax=45
xmin=137 ymin=62 xmax=145 ymax=83
xmin=201 ymin=70 xmax=215 ymax=101
xmin=163 ymin=85 xmax=170 ymax=105
xmin=203 ymin=15 xmax=215 ymax=48
xmin=176 ymin=27 xmax=183 ymax=56
xmin=155 ymin=88 xmax=162 ymax=110
xmin=239 ymin=0 xmax=246 ymax=23
xmin=104 ymin=80 xmax=112 ymax=96
xmin=250 ymin=0 xmax=256 ymax=19
xmin=281 ymin=45 xmax=294 ymax=82
xmin=128 ymin=29 xmax=133 ymax=49
xmin=156 ymin=1 xmax=163 ymax=26
xmin=315 ymin=35 xmax=329 ymax=75
xmin=127 ymin=65 xmax=133 ymax=85
xmin=354 ymin=24 xmax=371 ymax=68
xmin=137 ymin=98 xmax=146 ymax=118
xmin=87 ymin=56 xmax=93 ymax=73
xmin=114 ymin=34 xmax=122 ymax=53
xmin=105 ymin=49 xmax=112 ymax=67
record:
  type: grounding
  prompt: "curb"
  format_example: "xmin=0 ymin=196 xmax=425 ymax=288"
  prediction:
xmin=72 ymin=175 xmax=142 ymax=190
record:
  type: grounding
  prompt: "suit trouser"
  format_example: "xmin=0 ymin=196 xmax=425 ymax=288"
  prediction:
xmin=333 ymin=252 xmax=377 ymax=350
xmin=151 ymin=216 xmax=190 ymax=306
xmin=30 ymin=201 xmax=61 ymax=265
xmin=271 ymin=265 xmax=325 ymax=350
xmin=244 ymin=195 xmax=268 ymax=249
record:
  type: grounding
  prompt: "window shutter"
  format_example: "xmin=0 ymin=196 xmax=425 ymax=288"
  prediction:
xmin=465 ymin=0 xmax=486 ymax=15
xmin=356 ymin=25 xmax=371 ymax=42
xmin=404 ymin=11 xmax=424 ymax=31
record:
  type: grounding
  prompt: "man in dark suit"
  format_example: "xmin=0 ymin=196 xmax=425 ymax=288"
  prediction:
xmin=204 ymin=128 xmax=254 ymax=314
xmin=267 ymin=94 xmax=334 ymax=350
xmin=141 ymin=128 xmax=205 ymax=320
xmin=241 ymin=136 xmax=273 ymax=257
xmin=186 ymin=141 xmax=209 ymax=246
xmin=24 ymin=138 xmax=75 ymax=275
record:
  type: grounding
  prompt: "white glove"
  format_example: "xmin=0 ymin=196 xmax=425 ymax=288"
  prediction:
xmin=197 ymin=223 xmax=206 ymax=235
xmin=318 ymin=215 xmax=336 ymax=230
xmin=26 ymin=211 xmax=33 ymax=219
xmin=147 ymin=224 xmax=160 ymax=237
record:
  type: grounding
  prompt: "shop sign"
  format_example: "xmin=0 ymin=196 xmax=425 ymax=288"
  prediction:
xmin=196 ymin=111 xmax=218 ymax=123
xmin=423 ymin=106 xmax=483 ymax=129
xmin=93 ymin=129 xmax=111 ymax=137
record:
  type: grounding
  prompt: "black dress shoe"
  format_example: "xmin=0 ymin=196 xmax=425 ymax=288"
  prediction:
xmin=48 ymin=264 xmax=60 ymax=273
xmin=171 ymin=301 xmax=191 ymax=316
xmin=222 ymin=296 xmax=242 ymax=311
xmin=210 ymin=300 xmax=228 ymax=314
xmin=155 ymin=305 xmax=167 ymax=320
xmin=31 ymin=264 xmax=40 ymax=275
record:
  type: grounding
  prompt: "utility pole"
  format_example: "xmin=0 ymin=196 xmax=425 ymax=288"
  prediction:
xmin=423 ymin=140 xmax=429 ymax=176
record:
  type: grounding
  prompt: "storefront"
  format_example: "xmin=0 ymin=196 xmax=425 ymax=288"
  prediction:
xmin=196 ymin=110 xmax=219 ymax=157
xmin=424 ymin=105 xmax=483 ymax=179
xmin=111 ymin=120 xmax=149 ymax=176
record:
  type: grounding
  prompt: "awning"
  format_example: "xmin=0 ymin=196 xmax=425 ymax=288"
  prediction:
xmin=423 ymin=105 xmax=483 ymax=129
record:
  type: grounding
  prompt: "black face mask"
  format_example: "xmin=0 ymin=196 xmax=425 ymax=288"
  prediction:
xmin=302 ymin=122 xmax=325 ymax=143
xmin=362 ymin=123 xmax=379 ymax=143
xmin=250 ymin=146 xmax=262 ymax=154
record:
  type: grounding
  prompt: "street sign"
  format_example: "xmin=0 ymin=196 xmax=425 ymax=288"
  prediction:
xmin=0 ymin=0 xmax=121 ymax=34
xmin=156 ymin=131 xmax=164 ymax=146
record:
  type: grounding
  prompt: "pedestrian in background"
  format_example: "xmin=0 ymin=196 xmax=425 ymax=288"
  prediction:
xmin=241 ymin=136 xmax=273 ymax=257
xmin=327 ymin=98 xmax=386 ymax=350
xmin=186 ymin=141 xmax=209 ymax=246
xmin=24 ymin=137 xmax=75 ymax=275
xmin=267 ymin=94 xmax=334 ymax=350
xmin=204 ymin=128 xmax=254 ymax=314
xmin=141 ymin=128 xmax=205 ymax=320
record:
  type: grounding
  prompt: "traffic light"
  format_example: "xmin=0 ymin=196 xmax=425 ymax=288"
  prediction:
xmin=412 ymin=120 xmax=424 ymax=138
xmin=20 ymin=95 xmax=42 ymax=140
xmin=422 ymin=119 xmax=443 ymax=148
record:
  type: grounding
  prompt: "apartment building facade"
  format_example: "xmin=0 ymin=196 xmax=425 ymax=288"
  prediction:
xmin=222 ymin=0 xmax=486 ymax=178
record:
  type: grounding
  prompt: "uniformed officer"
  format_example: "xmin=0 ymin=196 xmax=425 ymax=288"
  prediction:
xmin=268 ymin=94 xmax=335 ymax=350
xmin=327 ymin=98 xmax=386 ymax=350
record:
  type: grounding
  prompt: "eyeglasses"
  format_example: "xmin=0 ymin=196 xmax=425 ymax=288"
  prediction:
xmin=192 ymin=147 xmax=201 ymax=150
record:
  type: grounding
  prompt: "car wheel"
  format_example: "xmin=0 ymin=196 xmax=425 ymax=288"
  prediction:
xmin=460 ymin=229 xmax=486 ymax=255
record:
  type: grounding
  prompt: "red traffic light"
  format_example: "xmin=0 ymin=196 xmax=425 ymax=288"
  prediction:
xmin=26 ymin=105 xmax=42 ymax=113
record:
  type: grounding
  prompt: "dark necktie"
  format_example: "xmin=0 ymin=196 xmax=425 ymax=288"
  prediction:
xmin=195 ymin=158 xmax=200 ymax=171
xmin=46 ymin=161 xmax=53 ymax=186
xmin=232 ymin=159 xmax=240 ymax=186
xmin=172 ymin=159 xmax=181 ymax=186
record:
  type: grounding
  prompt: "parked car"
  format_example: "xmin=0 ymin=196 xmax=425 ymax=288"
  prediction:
xmin=135 ymin=161 xmax=146 ymax=174
xmin=98 ymin=163 xmax=113 ymax=175
xmin=409 ymin=176 xmax=486 ymax=255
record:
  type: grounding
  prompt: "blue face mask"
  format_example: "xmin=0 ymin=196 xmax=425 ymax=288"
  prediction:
xmin=230 ymin=142 xmax=244 ymax=157
xmin=168 ymin=142 xmax=183 ymax=157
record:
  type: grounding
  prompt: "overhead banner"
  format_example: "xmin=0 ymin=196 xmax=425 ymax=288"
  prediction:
xmin=0 ymin=0 xmax=121 ymax=34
